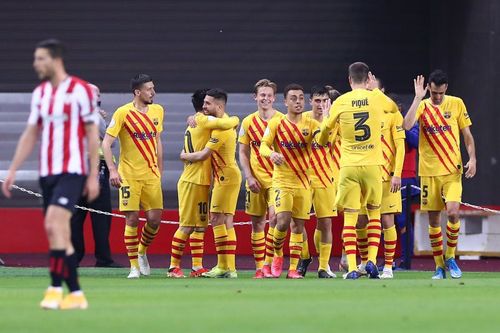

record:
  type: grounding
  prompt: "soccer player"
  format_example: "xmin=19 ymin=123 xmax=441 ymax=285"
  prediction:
xmin=180 ymin=89 xmax=241 ymax=278
xmin=403 ymin=71 xmax=476 ymax=279
xmin=318 ymin=62 xmax=385 ymax=280
xmin=356 ymin=78 xmax=405 ymax=279
xmin=2 ymin=39 xmax=99 ymax=309
xmin=167 ymin=89 xmax=239 ymax=278
xmin=298 ymin=86 xmax=338 ymax=278
xmin=102 ymin=74 xmax=164 ymax=279
xmin=260 ymin=83 xmax=321 ymax=279
xmin=238 ymin=79 xmax=283 ymax=278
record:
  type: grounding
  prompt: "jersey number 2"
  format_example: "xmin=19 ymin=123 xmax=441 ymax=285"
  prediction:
xmin=353 ymin=112 xmax=371 ymax=142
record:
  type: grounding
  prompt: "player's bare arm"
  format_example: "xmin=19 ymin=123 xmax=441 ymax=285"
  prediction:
xmin=403 ymin=75 xmax=427 ymax=130
xmin=102 ymin=133 xmax=122 ymax=188
xmin=239 ymin=143 xmax=262 ymax=193
xmin=462 ymin=126 xmax=477 ymax=178
xmin=1 ymin=124 xmax=39 ymax=198
xmin=84 ymin=122 xmax=100 ymax=202
xmin=180 ymin=147 xmax=213 ymax=162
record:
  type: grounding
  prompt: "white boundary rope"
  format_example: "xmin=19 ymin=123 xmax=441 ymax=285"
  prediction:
xmin=1 ymin=180 xmax=498 ymax=226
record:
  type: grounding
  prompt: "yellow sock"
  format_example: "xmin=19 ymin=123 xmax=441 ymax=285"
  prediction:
xmin=445 ymin=221 xmax=461 ymax=260
xmin=251 ymin=231 xmax=265 ymax=269
xmin=138 ymin=223 xmax=159 ymax=255
xmin=264 ymin=226 xmax=275 ymax=265
xmin=383 ymin=225 xmax=397 ymax=269
xmin=170 ymin=229 xmax=189 ymax=268
xmin=356 ymin=227 xmax=368 ymax=264
xmin=226 ymin=227 xmax=237 ymax=271
xmin=213 ymin=224 xmax=228 ymax=270
xmin=273 ymin=229 xmax=287 ymax=257
xmin=190 ymin=230 xmax=205 ymax=269
xmin=318 ymin=242 xmax=332 ymax=271
xmin=124 ymin=225 xmax=139 ymax=268
xmin=342 ymin=211 xmax=358 ymax=272
xmin=289 ymin=233 xmax=303 ymax=271
xmin=313 ymin=229 xmax=321 ymax=253
xmin=429 ymin=226 xmax=445 ymax=269
xmin=366 ymin=208 xmax=381 ymax=263
xmin=300 ymin=232 xmax=310 ymax=259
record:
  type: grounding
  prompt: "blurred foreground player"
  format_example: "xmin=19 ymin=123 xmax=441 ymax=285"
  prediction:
xmin=2 ymin=39 xmax=100 ymax=309
xmin=102 ymin=74 xmax=164 ymax=279
xmin=404 ymin=71 xmax=476 ymax=279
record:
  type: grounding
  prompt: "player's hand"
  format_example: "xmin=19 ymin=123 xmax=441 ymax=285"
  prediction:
xmin=465 ymin=158 xmax=476 ymax=178
xmin=414 ymin=75 xmax=427 ymax=100
xmin=1 ymin=170 xmax=15 ymax=198
xmin=390 ymin=176 xmax=402 ymax=193
xmin=366 ymin=72 xmax=378 ymax=90
xmin=247 ymin=176 xmax=262 ymax=193
xmin=270 ymin=152 xmax=285 ymax=166
xmin=187 ymin=115 xmax=197 ymax=128
xmin=109 ymin=168 xmax=122 ymax=188
xmin=320 ymin=99 xmax=331 ymax=117
xmin=84 ymin=176 xmax=100 ymax=202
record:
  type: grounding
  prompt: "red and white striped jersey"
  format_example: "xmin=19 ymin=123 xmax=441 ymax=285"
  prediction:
xmin=28 ymin=76 xmax=98 ymax=177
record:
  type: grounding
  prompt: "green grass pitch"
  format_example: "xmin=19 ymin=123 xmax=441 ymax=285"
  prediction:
xmin=1 ymin=267 xmax=500 ymax=333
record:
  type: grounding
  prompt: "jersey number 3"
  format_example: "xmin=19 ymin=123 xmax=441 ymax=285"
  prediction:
xmin=353 ymin=112 xmax=371 ymax=142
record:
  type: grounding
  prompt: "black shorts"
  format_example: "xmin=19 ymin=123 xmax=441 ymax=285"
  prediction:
xmin=39 ymin=173 xmax=87 ymax=213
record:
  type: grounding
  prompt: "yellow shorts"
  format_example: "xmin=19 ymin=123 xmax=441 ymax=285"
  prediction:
xmin=177 ymin=180 xmax=210 ymax=227
xmin=274 ymin=187 xmax=312 ymax=220
xmin=119 ymin=178 xmax=163 ymax=212
xmin=336 ymin=165 xmax=382 ymax=211
xmin=245 ymin=187 xmax=274 ymax=216
xmin=211 ymin=183 xmax=240 ymax=215
xmin=360 ymin=181 xmax=401 ymax=215
xmin=311 ymin=186 xmax=337 ymax=218
xmin=420 ymin=173 xmax=462 ymax=211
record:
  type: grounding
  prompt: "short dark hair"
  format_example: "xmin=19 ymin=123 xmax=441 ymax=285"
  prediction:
xmin=283 ymin=83 xmax=304 ymax=98
xmin=325 ymin=85 xmax=341 ymax=102
xmin=36 ymin=39 xmax=66 ymax=59
xmin=348 ymin=62 xmax=370 ymax=84
xmin=206 ymin=88 xmax=228 ymax=104
xmin=130 ymin=74 xmax=153 ymax=93
xmin=310 ymin=85 xmax=329 ymax=99
xmin=192 ymin=88 xmax=209 ymax=112
xmin=377 ymin=77 xmax=385 ymax=90
xmin=429 ymin=69 xmax=448 ymax=86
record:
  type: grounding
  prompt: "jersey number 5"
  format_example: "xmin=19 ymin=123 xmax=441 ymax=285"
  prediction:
xmin=353 ymin=112 xmax=371 ymax=141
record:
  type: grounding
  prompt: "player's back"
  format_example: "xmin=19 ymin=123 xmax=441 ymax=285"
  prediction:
xmin=179 ymin=113 xmax=213 ymax=186
xmin=332 ymin=89 xmax=384 ymax=167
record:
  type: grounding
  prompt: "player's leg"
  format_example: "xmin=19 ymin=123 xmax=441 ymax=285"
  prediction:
xmin=224 ymin=214 xmax=238 ymax=278
xmin=380 ymin=214 xmax=397 ymax=279
xmin=263 ymin=191 xmax=277 ymax=278
xmin=421 ymin=176 xmax=447 ymax=279
xmin=119 ymin=179 xmax=142 ymax=278
xmin=271 ymin=188 xmax=292 ymax=277
xmin=189 ymin=227 xmax=207 ymax=276
xmin=70 ymin=199 xmax=88 ymax=266
xmin=443 ymin=174 xmax=463 ymax=278
xmin=356 ymin=213 xmax=369 ymax=274
xmin=287 ymin=187 xmax=312 ymax=279
xmin=168 ymin=225 xmax=194 ymax=278
xmin=246 ymin=188 xmax=267 ymax=277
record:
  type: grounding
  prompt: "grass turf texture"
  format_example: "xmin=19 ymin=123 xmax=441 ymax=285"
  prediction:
xmin=1 ymin=268 xmax=500 ymax=333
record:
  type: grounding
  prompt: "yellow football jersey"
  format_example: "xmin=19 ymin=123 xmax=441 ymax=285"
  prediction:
xmin=303 ymin=111 xmax=336 ymax=188
xmin=180 ymin=113 xmax=239 ymax=185
xmin=107 ymin=102 xmax=163 ymax=180
xmin=260 ymin=115 xmax=320 ymax=189
xmin=414 ymin=95 xmax=471 ymax=176
xmin=380 ymin=97 xmax=405 ymax=181
xmin=205 ymin=121 xmax=241 ymax=186
xmin=319 ymin=89 xmax=384 ymax=168
xmin=238 ymin=110 xmax=284 ymax=189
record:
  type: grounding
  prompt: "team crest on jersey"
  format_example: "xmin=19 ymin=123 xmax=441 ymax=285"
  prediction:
xmin=302 ymin=129 xmax=309 ymax=136
xmin=209 ymin=137 xmax=219 ymax=144
xmin=122 ymin=199 xmax=128 ymax=206
xmin=153 ymin=118 xmax=159 ymax=125
xmin=444 ymin=111 xmax=452 ymax=119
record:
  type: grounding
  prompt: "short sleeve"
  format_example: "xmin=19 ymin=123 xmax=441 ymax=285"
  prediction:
xmin=106 ymin=109 xmax=125 ymax=137
xmin=77 ymin=83 xmax=98 ymax=124
xmin=457 ymin=98 xmax=472 ymax=129
xmin=238 ymin=117 xmax=250 ymax=145
xmin=156 ymin=105 xmax=164 ymax=133
xmin=27 ymin=86 xmax=42 ymax=125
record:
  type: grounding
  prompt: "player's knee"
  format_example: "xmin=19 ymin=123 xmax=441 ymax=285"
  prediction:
xmin=268 ymin=213 xmax=277 ymax=227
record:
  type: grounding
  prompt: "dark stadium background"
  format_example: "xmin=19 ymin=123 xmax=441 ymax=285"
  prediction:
xmin=0 ymin=0 xmax=498 ymax=206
